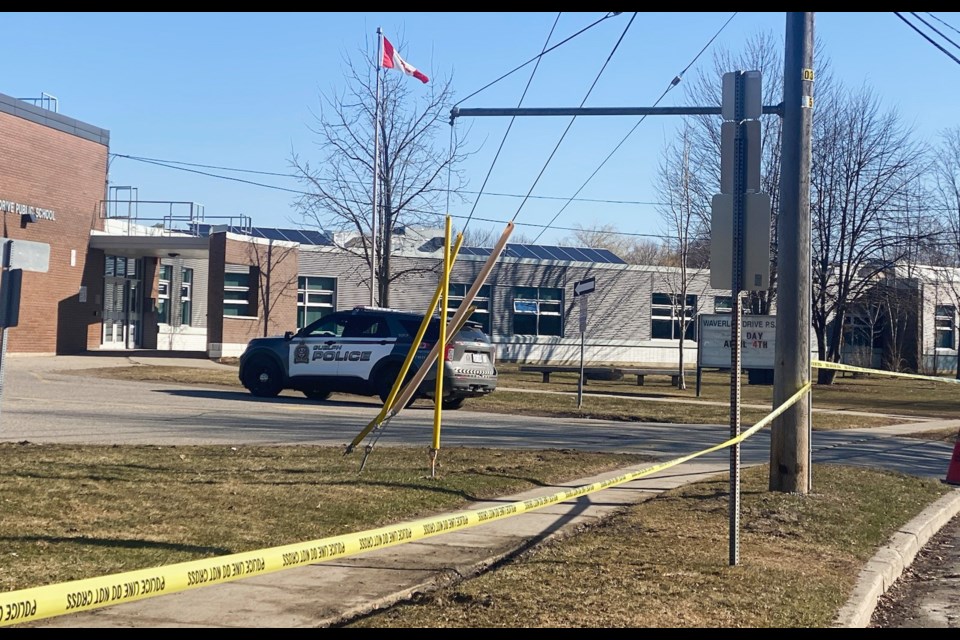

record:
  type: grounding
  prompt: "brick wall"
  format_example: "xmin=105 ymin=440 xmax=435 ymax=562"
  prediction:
xmin=0 ymin=110 xmax=108 ymax=353
xmin=207 ymin=233 xmax=299 ymax=349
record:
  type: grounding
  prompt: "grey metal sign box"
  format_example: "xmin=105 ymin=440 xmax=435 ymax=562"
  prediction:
xmin=2 ymin=239 xmax=50 ymax=273
xmin=709 ymin=192 xmax=772 ymax=291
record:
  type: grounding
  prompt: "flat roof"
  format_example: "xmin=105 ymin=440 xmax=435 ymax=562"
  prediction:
xmin=0 ymin=92 xmax=109 ymax=146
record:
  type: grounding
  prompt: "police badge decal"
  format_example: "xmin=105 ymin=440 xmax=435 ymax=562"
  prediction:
xmin=293 ymin=343 xmax=309 ymax=364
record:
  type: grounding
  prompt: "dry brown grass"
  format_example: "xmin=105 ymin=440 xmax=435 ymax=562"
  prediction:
xmin=344 ymin=464 xmax=951 ymax=628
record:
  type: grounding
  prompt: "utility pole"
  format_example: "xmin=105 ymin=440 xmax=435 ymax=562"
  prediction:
xmin=771 ymin=12 xmax=814 ymax=494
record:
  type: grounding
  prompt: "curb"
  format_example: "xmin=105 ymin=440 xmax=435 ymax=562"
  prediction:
xmin=833 ymin=486 xmax=960 ymax=627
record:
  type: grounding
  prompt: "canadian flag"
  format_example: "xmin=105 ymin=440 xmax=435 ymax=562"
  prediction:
xmin=382 ymin=36 xmax=429 ymax=84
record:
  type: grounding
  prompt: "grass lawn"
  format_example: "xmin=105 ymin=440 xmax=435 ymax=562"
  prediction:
xmin=1 ymin=443 xmax=951 ymax=627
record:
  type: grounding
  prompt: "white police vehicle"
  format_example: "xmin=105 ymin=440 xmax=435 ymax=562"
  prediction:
xmin=238 ymin=306 xmax=498 ymax=409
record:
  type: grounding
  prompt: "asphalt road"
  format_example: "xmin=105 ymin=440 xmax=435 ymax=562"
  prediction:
xmin=0 ymin=354 xmax=954 ymax=478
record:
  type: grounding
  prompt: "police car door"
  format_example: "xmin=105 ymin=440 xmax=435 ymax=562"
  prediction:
xmin=289 ymin=313 xmax=348 ymax=379
xmin=339 ymin=314 xmax=395 ymax=381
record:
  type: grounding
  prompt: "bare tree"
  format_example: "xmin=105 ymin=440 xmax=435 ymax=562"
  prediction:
xmin=457 ymin=224 xmax=534 ymax=248
xmin=562 ymin=223 xmax=677 ymax=266
xmin=810 ymin=85 xmax=931 ymax=383
xmin=931 ymin=125 xmax=960 ymax=378
xmin=655 ymin=123 xmax=710 ymax=389
xmin=291 ymin=35 xmax=471 ymax=306
xmin=244 ymin=240 xmax=299 ymax=338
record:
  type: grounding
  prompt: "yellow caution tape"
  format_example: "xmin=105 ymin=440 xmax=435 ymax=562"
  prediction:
xmin=812 ymin=359 xmax=960 ymax=385
xmin=0 ymin=383 xmax=812 ymax=627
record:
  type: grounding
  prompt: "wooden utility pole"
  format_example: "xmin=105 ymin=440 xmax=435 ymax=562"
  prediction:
xmin=771 ymin=12 xmax=814 ymax=493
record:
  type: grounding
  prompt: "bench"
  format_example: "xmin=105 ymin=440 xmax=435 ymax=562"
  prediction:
xmin=518 ymin=365 xmax=621 ymax=384
xmin=519 ymin=365 xmax=692 ymax=387
xmin=618 ymin=368 xmax=686 ymax=387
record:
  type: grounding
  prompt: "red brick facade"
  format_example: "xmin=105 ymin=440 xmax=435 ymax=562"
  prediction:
xmin=0 ymin=110 xmax=108 ymax=353
xmin=206 ymin=233 xmax=299 ymax=350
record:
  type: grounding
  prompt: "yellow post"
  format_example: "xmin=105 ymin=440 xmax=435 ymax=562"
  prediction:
xmin=431 ymin=216 xmax=452 ymax=474
xmin=345 ymin=230 xmax=464 ymax=455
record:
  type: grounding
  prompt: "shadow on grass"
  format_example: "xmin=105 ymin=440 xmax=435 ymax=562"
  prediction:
xmin=0 ymin=534 xmax=230 ymax=556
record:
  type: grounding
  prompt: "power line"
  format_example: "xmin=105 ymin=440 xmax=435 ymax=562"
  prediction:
xmin=111 ymin=153 xmax=292 ymax=178
xmin=510 ymin=13 xmax=638 ymax=224
xmin=894 ymin=12 xmax=960 ymax=67
xmin=112 ymin=151 xmax=960 ymax=219
xmin=910 ymin=12 xmax=960 ymax=53
xmin=461 ymin=13 xmax=562 ymax=234
xmin=110 ymin=152 xmax=672 ymax=206
xmin=444 ymin=212 xmax=673 ymax=240
xmin=454 ymin=12 xmax=623 ymax=107
xmin=926 ymin=12 xmax=960 ymax=38
xmin=111 ymin=154 xmax=311 ymax=195
xmin=531 ymin=11 xmax=738 ymax=243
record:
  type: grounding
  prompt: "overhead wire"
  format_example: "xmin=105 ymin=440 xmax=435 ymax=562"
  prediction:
xmin=894 ymin=12 xmax=960 ymax=67
xmin=531 ymin=12 xmax=738 ymax=243
xmin=110 ymin=152 xmax=675 ymax=206
xmin=509 ymin=12 xmax=639 ymax=225
xmin=459 ymin=12 xmax=562 ymax=234
xmin=910 ymin=12 xmax=960 ymax=53
xmin=925 ymin=12 xmax=960 ymax=39
xmin=453 ymin=12 xmax=623 ymax=107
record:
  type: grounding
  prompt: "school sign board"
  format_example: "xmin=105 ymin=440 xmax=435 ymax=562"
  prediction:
xmin=698 ymin=313 xmax=776 ymax=369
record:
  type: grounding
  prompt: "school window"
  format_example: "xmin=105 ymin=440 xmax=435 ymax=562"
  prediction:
xmin=714 ymin=295 xmax=732 ymax=313
xmin=842 ymin=313 xmax=872 ymax=347
xmin=446 ymin=283 xmax=491 ymax=335
xmin=224 ymin=266 xmax=255 ymax=317
xmin=935 ymin=304 xmax=955 ymax=349
xmin=298 ymin=276 xmax=336 ymax=329
xmin=512 ymin=287 xmax=562 ymax=336
xmin=651 ymin=292 xmax=697 ymax=340
xmin=157 ymin=264 xmax=172 ymax=324
xmin=180 ymin=268 xmax=193 ymax=326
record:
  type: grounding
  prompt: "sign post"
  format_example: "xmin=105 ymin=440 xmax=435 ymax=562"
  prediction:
xmin=574 ymin=278 xmax=596 ymax=410
xmin=0 ymin=239 xmax=50 ymax=428
xmin=715 ymin=69 xmax=767 ymax=567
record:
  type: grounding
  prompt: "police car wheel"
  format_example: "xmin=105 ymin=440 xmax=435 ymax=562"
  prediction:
xmin=302 ymin=388 xmax=331 ymax=401
xmin=242 ymin=357 xmax=283 ymax=398
xmin=377 ymin=367 xmax=417 ymax=408
xmin=441 ymin=397 xmax=466 ymax=410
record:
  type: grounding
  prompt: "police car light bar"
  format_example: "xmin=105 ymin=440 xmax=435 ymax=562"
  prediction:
xmin=352 ymin=305 xmax=409 ymax=314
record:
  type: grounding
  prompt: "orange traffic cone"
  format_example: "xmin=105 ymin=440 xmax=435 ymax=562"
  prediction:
xmin=945 ymin=432 xmax=960 ymax=486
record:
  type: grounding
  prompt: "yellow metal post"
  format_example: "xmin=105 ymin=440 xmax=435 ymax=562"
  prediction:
xmin=347 ymin=222 xmax=514 ymax=454
xmin=431 ymin=217 xmax=452 ymax=473
xmin=345 ymin=231 xmax=464 ymax=455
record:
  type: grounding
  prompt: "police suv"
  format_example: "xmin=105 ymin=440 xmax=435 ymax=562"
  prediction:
xmin=237 ymin=305 xmax=498 ymax=409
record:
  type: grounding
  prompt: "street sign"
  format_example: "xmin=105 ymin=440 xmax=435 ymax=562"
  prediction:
xmin=720 ymin=120 xmax=761 ymax=194
xmin=722 ymin=70 xmax=762 ymax=121
xmin=709 ymin=192 xmax=772 ymax=291
xmin=573 ymin=277 xmax=595 ymax=297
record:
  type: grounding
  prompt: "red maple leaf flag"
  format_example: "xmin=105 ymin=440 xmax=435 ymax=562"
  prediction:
xmin=382 ymin=36 xmax=429 ymax=84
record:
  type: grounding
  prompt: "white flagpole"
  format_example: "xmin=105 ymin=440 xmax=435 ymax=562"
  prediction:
xmin=370 ymin=27 xmax=383 ymax=307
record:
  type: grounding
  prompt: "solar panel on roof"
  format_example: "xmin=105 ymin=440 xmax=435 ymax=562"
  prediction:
xmin=592 ymin=248 xmax=627 ymax=264
xmin=580 ymin=248 xmax=609 ymax=263
xmin=563 ymin=247 xmax=593 ymax=262
xmin=543 ymin=245 xmax=571 ymax=261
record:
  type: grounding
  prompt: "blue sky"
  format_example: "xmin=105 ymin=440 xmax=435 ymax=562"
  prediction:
xmin=3 ymin=11 xmax=960 ymax=246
